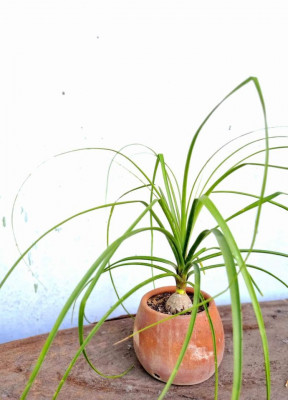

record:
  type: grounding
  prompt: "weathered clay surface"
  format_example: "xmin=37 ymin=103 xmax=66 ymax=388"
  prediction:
xmin=0 ymin=299 xmax=287 ymax=399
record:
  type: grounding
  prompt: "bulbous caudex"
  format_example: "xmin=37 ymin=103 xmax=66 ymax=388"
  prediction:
xmin=165 ymin=277 xmax=192 ymax=314
xmin=165 ymin=291 xmax=192 ymax=314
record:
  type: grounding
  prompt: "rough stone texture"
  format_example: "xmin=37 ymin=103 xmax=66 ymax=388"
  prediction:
xmin=0 ymin=299 xmax=287 ymax=399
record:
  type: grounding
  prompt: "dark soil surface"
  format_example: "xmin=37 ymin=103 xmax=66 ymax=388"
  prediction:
xmin=147 ymin=292 xmax=206 ymax=315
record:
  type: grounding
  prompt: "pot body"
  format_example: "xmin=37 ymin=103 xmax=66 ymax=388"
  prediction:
xmin=133 ymin=286 xmax=225 ymax=385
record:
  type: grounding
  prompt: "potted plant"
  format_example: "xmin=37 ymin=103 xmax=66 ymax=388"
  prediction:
xmin=1 ymin=76 xmax=287 ymax=400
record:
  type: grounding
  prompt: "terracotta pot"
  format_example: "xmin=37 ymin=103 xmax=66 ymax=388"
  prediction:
xmin=133 ymin=286 xmax=225 ymax=385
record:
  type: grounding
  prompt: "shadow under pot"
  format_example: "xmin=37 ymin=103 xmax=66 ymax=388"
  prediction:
xmin=133 ymin=286 xmax=225 ymax=385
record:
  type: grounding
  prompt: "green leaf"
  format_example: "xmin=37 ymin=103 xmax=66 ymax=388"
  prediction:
xmin=201 ymin=291 xmax=218 ymax=400
xmin=20 ymin=199 xmax=160 ymax=398
xmin=53 ymin=273 xmax=174 ymax=399
xmin=181 ymin=77 xmax=268 ymax=243
xmin=200 ymin=195 xmax=271 ymax=399
xmin=211 ymin=228 xmax=242 ymax=399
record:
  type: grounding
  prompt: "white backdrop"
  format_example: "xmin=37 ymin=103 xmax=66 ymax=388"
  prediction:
xmin=1 ymin=0 xmax=288 ymax=343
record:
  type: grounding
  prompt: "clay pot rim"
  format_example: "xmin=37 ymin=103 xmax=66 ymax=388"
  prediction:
xmin=141 ymin=285 xmax=216 ymax=318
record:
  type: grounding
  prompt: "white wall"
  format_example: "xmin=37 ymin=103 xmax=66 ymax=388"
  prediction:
xmin=1 ymin=0 xmax=288 ymax=343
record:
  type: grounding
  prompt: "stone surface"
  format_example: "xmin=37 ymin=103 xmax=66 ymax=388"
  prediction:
xmin=0 ymin=300 xmax=287 ymax=399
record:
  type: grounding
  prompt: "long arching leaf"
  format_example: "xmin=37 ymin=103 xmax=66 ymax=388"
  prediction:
xmin=200 ymin=195 xmax=271 ymax=399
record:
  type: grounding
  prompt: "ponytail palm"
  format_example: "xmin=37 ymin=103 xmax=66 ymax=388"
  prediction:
xmin=1 ymin=76 xmax=288 ymax=400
